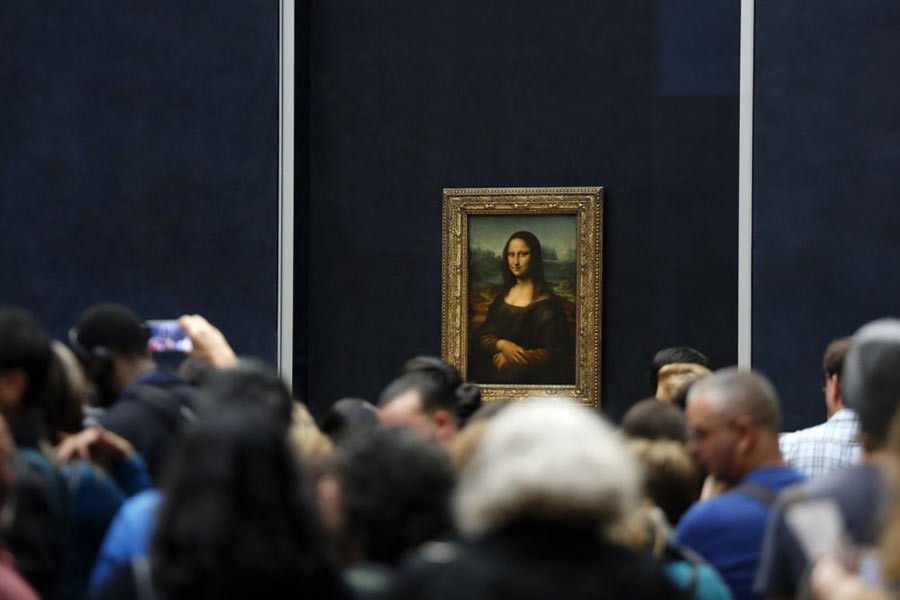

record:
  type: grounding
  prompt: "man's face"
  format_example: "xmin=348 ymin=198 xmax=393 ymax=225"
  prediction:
xmin=685 ymin=391 xmax=740 ymax=482
xmin=378 ymin=389 xmax=437 ymax=440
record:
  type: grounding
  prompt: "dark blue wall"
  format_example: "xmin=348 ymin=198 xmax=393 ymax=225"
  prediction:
xmin=0 ymin=2 xmax=280 ymax=363
xmin=304 ymin=0 xmax=740 ymax=419
xmin=753 ymin=1 xmax=900 ymax=430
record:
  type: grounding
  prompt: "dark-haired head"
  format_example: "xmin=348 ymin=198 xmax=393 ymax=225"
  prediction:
xmin=0 ymin=307 xmax=52 ymax=416
xmin=381 ymin=357 xmax=481 ymax=428
xmin=331 ymin=426 xmax=454 ymax=565
xmin=621 ymin=398 xmax=687 ymax=443
xmin=153 ymin=410 xmax=340 ymax=598
xmin=648 ymin=346 xmax=711 ymax=388
xmin=318 ymin=398 xmax=379 ymax=444
xmin=501 ymin=231 xmax=548 ymax=293
xmin=196 ymin=358 xmax=294 ymax=434
xmin=394 ymin=356 xmax=481 ymax=427
xmin=72 ymin=303 xmax=149 ymax=358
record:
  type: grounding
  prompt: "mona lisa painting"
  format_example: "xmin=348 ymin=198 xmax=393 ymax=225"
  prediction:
xmin=442 ymin=187 xmax=603 ymax=407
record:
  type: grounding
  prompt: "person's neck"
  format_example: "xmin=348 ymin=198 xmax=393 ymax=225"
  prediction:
xmin=749 ymin=438 xmax=787 ymax=471
xmin=117 ymin=357 xmax=157 ymax=391
xmin=827 ymin=400 xmax=848 ymax=420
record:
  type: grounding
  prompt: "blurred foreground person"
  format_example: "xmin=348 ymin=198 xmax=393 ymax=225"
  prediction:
xmin=94 ymin=409 xmax=348 ymax=599
xmin=0 ymin=414 xmax=39 ymax=600
xmin=676 ymin=369 xmax=805 ymax=600
xmin=390 ymin=398 xmax=684 ymax=599
xmin=623 ymin=439 xmax=733 ymax=599
xmin=758 ymin=319 xmax=900 ymax=600
xmin=319 ymin=427 xmax=454 ymax=598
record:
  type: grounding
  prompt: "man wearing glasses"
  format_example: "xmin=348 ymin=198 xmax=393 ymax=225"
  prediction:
xmin=778 ymin=337 xmax=861 ymax=479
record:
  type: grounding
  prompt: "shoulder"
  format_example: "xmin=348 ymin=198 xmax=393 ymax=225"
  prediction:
xmin=677 ymin=494 xmax=745 ymax=534
xmin=780 ymin=421 xmax=829 ymax=446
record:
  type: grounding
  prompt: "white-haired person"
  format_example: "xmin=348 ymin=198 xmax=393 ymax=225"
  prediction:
xmin=388 ymin=399 xmax=684 ymax=599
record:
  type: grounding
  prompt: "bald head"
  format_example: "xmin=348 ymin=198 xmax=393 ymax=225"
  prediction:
xmin=688 ymin=369 xmax=782 ymax=434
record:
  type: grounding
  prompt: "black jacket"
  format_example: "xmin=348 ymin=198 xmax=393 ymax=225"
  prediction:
xmin=98 ymin=370 xmax=196 ymax=483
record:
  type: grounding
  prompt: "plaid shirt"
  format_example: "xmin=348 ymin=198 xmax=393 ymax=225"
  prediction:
xmin=779 ymin=408 xmax=862 ymax=480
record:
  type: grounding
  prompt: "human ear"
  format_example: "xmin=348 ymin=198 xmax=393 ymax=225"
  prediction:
xmin=432 ymin=409 xmax=457 ymax=445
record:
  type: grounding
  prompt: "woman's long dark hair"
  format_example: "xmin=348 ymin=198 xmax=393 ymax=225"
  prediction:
xmin=152 ymin=409 xmax=344 ymax=599
xmin=500 ymin=230 xmax=550 ymax=296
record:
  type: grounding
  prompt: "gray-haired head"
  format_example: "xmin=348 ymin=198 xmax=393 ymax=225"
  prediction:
xmin=841 ymin=318 xmax=900 ymax=448
xmin=686 ymin=368 xmax=781 ymax=434
xmin=453 ymin=398 xmax=640 ymax=538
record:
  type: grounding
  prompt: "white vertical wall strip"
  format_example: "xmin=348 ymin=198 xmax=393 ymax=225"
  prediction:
xmin=738 ymin=0 xmax=754 ymax=368
xmin=278 ymin=0 xmax=295 ymax=388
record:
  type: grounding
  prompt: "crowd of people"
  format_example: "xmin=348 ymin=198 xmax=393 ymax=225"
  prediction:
xmin=0 ymin=302 xmax=899 ymax=599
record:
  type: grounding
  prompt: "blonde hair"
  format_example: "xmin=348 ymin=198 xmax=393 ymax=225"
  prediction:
xmin=656 ymin=362 xmax=711 ymax=403
xmin=288 ymin=403 xmax=333 ymax=477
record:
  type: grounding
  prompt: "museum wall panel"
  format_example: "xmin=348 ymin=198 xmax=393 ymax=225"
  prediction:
xmin=753 ymin=1 xmax=900 ymax=430
xmin=0 ymin=1 xmax=281 ymax=365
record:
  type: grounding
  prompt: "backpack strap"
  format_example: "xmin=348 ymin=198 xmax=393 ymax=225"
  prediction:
xmin=665 ymin=539 xmax=707 ymax=598
xmin=132 ymin=555 xmax=157 ymax=600
xmin=732 ymin=481 xmax=777 ymax=507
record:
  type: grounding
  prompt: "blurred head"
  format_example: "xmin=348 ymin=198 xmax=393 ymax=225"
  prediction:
xmin=72 ymin=303 xmax=148 ymax=359
xmin=655 ymin=363 xmax=711 ymax=404
xmin=396 ymin=356 xmax=481 ymax=427
xmin=378 ymin=357 xmax=479 ymax=449
xmin=0 ymin=307 xmax=52 ymax=419
xmin=454 ymin=398 xmax=641 ymax=538
xmin=451 ymin=400 xmax=512 ymax=472
xmin=43 ymin=341 xmax=88 ymax=440
xmin=322 ymin=426 xmax=454 ymax=566
xmin=196 ymin=359 xmax=294 ymax=434
xmin=685 ymin=369 xmax=782 ymax=485
xmin=70 ymin=303 xmax=150 ymax=404
xmin=649 ymin=346 xmax=710 ymax=388
xmin=620 ymin=397 xmax=687 ymax=442
xmin=628 ymin=438 xmax=701 ymax=526
xmin=841 ymin=319 xmax=900 ymax=451
xmin=154 ymin=410 xmax=330 ymax=597
xmin=822 ymin=336 xmax=853 ymax=417
xmin=318 ymin=398 xmax=380 ymax=444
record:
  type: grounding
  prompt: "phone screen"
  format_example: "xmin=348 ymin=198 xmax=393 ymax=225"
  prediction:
xmin=146 ymin=320 xmax=193 ymax=353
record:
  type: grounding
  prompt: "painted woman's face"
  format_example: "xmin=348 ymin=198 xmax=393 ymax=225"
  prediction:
xmin=507 ymin=238 xmax=532 ymax=278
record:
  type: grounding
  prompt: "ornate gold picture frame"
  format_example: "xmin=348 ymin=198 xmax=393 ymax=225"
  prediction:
xmin=442 ymin=187 xmax=603 ymax=408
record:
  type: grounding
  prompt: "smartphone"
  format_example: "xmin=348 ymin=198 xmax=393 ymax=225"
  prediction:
xmin=146 ymin=319 xmax=193 ymax=353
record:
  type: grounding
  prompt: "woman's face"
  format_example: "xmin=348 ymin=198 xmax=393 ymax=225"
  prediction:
xmin=506 ymin=238 xmax=532 ymax=279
